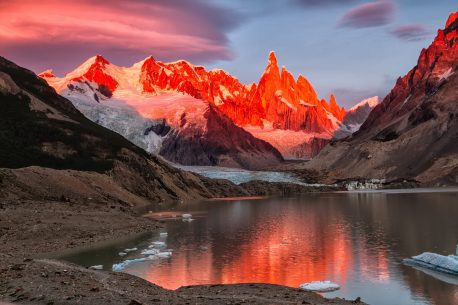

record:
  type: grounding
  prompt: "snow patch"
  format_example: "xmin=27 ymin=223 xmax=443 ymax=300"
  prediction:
xmin=439 ymin=67 xmax=454 ymax=80
xmin=299 ymin=100 xmax=316 ymax=107
xmin=349 ymin=96 xmax=379 ymax=111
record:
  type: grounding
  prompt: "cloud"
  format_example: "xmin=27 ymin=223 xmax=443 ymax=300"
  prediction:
xmin=0 ymin=0 xmax=243 ymax=74
xmin=390 ymin=24 xmax=431 ymax=41
xmin=340 ymin=0 xmax=395 ymax=28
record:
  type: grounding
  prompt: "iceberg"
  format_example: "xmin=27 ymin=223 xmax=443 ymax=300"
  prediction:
xmin=151 ymin=241 xmax=166 ymax=247
xmin=112 ymin=257 xmax=152 ymax=272
xmin=157 ymin=251 xmax=173 ymax=258
xmin=299 ymin=281 xmax=340 ymax=292
xmin=403 ymin=252 xmax=458 ymax=276
xmin=182 ymin=213 xmax=192 ymax=219
xmin=124 ymin=247 xmax=137 ymax=252
xmin=141 ymin=249 xmax=160 ymax=255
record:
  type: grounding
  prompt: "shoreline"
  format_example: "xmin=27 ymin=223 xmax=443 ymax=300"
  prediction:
xmin=0 ymin=198 xmax=366 ymax=305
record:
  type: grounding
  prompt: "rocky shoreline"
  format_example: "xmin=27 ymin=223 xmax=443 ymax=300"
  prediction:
xmin=0 ymin=197 xmax=366 ymax=305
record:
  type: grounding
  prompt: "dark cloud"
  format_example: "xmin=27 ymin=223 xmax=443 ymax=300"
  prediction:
xmin=340 ymin=0 xmax=395 ymax=28
xmin=0 ymin=0 xmax=244 ymax=75
xmin=390 ymin=24 xmax=431 ymax=41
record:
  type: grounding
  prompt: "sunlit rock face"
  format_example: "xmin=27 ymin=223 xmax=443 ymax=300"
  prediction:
xmin=40 ymin=56 xmax=283 ymax=169
xmin=253 ymin=52 xmax=345 ymax=133
xmin=360 ymin=12 xmax=458 ymax=134
xmin=40 ymin=51 xmax=349 ymax=161
xmin=305 ymin=12 xmax=458 ymax=185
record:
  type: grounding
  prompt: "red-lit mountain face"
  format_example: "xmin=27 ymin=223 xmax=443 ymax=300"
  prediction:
xmin=304 ymin=13 xmax=458 ymax=185
xmin=40 ymin=52 xmax=347 ymax=164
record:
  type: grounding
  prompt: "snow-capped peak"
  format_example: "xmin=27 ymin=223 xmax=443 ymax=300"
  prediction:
xmin=350 ymin=96 xmax=379 ymax=112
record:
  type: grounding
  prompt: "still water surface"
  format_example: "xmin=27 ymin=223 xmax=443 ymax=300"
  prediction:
xmin=60 ymin=190 xmax=458 ymax=305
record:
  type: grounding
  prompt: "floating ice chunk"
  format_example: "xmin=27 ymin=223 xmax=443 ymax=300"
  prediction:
xmin=124 ymin=247 xmax=138 ymax=252
xmin=157 ymin=251 xmax=172 ymax=258
xmin=89 ymin=265 xmax=103 ymax=270
xmin=118 ymin=252 xmax=127 ymax=256
xmin=112 ymin=257 xmax=149 ymax=272
xmin=141 ymin=249 xmax=160 ymax=255
xmin=182 ymin=213 xmax=192 ymax=219
xmin=151 ymin=241 xmax=166 ymax=247
xmin=160 ymin=232 xmax=168 ymax=237
xmin=403 ymin=252 xmax=458 ymax=276
xmin=299 ymin=281 xmax=340 ymax=292
xmin=182 ymin=218 xmax=194 ymax=222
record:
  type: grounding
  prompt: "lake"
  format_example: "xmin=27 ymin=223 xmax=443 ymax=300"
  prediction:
xmin=58 ymin=189 xmax=458 ymax=305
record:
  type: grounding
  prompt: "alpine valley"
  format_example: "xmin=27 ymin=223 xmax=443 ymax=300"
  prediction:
xmin=39 ymin=52 xmax=375 ymax=169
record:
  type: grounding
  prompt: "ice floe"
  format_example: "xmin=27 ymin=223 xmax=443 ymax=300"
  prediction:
xmin=157 ymin=251 xmax=173 ymax=258
xmin=141 ymin=249 xmax=160 ymax=255
xmin=182 ymin=213 xmax=194 ymax=222
xmin=403 ymin=252 xmax=458 ymax=276
xmin=112 ymin=257 xmax=154 ymax=272
xmin=89 ymin=265 xmax=103 ymax=270
xmin=124 ymin=247 xmax=138 ymax=252
xmin=112 ymin=238 xmax=173 ymax=272
xmin=118 ymin=252 xmax=127 ymax=256
xmin=299 ymin=281 xmax=340 ymax=292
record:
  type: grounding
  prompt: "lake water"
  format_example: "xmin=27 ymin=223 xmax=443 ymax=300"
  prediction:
xmin=58 ymin=189 xmax=458 ymax=305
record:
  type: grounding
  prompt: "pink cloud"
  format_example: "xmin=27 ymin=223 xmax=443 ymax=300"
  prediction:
xmin=0 ymin=0 xmax=242 ymax=74
xmin=390 ymin=24 xmax=430 ymax=41
xmin=340 ymin=0 xmax=395 ymax=28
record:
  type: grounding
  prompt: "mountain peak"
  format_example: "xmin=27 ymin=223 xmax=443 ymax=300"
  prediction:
xmin=93 ymin=55 xmax=110 ymax=65
xmin=38 ymin=69 xmax=55 ymax=78
xmin=445 ymin=11 xmax=458 ymax=28
xmin=268 ymin=51 xmax=278 ymax=65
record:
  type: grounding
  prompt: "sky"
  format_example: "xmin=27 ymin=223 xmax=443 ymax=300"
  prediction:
xmin=0 ymin=0 xmax=456 ymax=107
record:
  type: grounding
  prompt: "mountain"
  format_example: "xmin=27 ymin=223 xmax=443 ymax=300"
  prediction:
xmin=333 ymin=96 xmax=380 ymax=139
xmin=244 ymin=52 xmax=346 ymax=158
xmin=40 ymin=56 xmax=283 ymax=169
xmin=303 ymin=12 xmax=458 ymax=185
xmin=0 ymin=55 xmax=248 ymax=203
xmin=40 ymin=52 xmax=347 ymax=161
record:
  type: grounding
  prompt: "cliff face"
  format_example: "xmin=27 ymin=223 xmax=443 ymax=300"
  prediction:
xmin=303 ymin=13 xmax=458 ymax=185
xmin=253 ymin=52 xmax=344 ymax=133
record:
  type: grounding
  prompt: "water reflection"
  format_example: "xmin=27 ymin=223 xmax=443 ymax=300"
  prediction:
xmin=62 ymin=191 xmax=458 ymax=305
